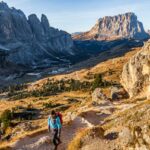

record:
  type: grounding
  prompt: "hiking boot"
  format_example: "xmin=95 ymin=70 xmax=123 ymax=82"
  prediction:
xmin=54 ymin=145 xmax=58 ymax=150
xmin=58 ymin=140 xmax=62 ymax=145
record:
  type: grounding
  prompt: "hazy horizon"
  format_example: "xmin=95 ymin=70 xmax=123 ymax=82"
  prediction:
xmin=2 ymin=0 xmax=150 ymax=33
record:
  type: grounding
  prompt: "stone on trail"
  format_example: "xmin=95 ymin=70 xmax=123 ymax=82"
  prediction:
xmin=92 ymin=88 xmax=110 ymax=105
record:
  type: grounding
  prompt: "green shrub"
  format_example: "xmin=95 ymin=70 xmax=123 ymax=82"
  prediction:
xmin=92 ymin=73 xmax=112 ymax=90
xmin=7 ymin=77 xmax=113 ymax=100
xmin=92 ymin=74 xmax=104 ymax=90
xmin=0 ymin=109 xmax=13 ymax=131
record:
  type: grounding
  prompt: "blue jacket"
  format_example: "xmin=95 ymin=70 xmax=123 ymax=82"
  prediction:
xmin=48 ymin=116 xmax=62 ymax=129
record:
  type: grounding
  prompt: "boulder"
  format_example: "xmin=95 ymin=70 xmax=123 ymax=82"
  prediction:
xmin=110 ymin=86 xmax=120 ymax=100
xmin=121 ymin=40 xmax=150 ymax=98
xmin=119 ymin=127 xmax=133 ymax=146
xmin=92 ymin=88 xmax=109 ymax=105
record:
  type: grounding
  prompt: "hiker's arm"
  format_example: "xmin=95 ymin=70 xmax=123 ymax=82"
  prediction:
xmin=48 ymin=118 xmax=51 ymax=132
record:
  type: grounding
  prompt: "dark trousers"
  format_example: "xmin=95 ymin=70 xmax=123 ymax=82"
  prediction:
xmin=53 ymin=129 xmax=60 ymax=146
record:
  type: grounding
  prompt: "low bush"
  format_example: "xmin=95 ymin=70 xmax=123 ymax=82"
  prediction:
xmin=0 ymin=109 xmax=13 ymax=131
xmin=7 ymin=75 xmax=115 ymax=100
xmin=92 ymin=73 xmax=112 ymax=90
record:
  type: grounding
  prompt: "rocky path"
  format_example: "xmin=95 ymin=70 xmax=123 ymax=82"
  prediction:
xmin=10 ymin=100 xmax=135 ymax=150
xmin=11 ymin=116 xmax=93 ymax=150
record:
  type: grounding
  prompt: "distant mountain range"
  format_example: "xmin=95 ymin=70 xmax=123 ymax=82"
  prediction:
xmin=72 ymin=32 xmax=84 ymax=36
xmin=0 ymin=2 xmax=149 ymax=71
xmin=73 ymin=12 xmax=149 ymax=41
xmin=0 ymin=2 xmax=74 ymax=68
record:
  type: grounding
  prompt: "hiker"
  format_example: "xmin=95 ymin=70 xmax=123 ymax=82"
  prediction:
xmin=48 ymin=110 xmax=62 ymax=150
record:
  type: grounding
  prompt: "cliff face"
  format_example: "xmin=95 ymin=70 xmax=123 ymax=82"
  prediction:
xmin=121 ymin=40 xmax=150 ymax=99
xmin=0 ymin=46 xmax=9 ymax=68
xmin=0 ymin=2 xmax=74 ymax=68
xmin=73 ymin=13 xmax=149 ymax=41
xmin=148 ymin=30 xmax=150 ymax=35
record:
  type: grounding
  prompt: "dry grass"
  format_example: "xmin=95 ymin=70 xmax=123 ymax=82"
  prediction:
xmin=0 ymin=91 xmax=90 ymax=114
xmin=103 ymin=99 xmax=150 ymax=132
xmin=28 ymin=47 xmax=141 ymax=91
xmin=0 ymin=46 xmax=142 ymax=148
xmin=67 ymin=128 xmax=89 ymax=150
xmin=0 ymin=146 xmax=11 ymax=150
xmin=0 ymin=91 xmax=91 ymax=149
xmin=0 ymin=126 xmax=47 ymax=149
xmin=67 ymin=127 xmax=104 ymax=150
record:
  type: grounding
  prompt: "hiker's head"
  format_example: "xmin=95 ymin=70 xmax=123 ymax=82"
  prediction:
xmin=51 ymin=110 xmax=56 ymax=119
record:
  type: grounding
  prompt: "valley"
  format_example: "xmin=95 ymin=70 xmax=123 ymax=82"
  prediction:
xmin=0 ymin=44 xmax=145 ymax=149
xmin=0 ymin=1 xmax=150 ymax=150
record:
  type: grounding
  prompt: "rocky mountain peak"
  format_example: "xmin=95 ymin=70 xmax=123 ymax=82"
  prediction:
xmin=73 ymin=12 xmax=149 ymax=41
xmin=0 ymin=1 xmax=9 ymax=10
xmin=28 ymin=14 xmax=49 ymax=40
xmin=0 ymin=2 xmax=74 ymax=68
xmin=41 ymin=14 xmax=50 ymax=33
xmin=28 ymin=14 xmax=41 ymax=24
xmin=124 ymin=12 xmax=136 ymax=18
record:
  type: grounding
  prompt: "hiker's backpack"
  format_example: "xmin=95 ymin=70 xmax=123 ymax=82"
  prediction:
xmin=57 ymin=112 xmax=63 ymax=124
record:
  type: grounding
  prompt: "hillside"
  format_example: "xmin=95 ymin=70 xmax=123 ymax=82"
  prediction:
xmin=68 ymin=40 xmax=150 ymax=150
xmin=0 ymin=42 xmax=143 ymax=149
xmin=0 ymin=38 xmax=144 ymax=89
xmin=0 ymin=41 xmax=148 ymax=150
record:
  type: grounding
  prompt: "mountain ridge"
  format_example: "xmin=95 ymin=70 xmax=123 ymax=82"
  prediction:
xmin=0 ymin=3 xmax=148 ymax=73
xmin=73 ymin=12 xmax=149 ymax=41
xmin=0 ymin=1 xmax=74 ymax=68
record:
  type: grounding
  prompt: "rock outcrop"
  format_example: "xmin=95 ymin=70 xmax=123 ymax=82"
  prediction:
xmin=121 ymin=40 xmax=150 ymax=98
xmin=73 ymin=12 xmax=149 ymax=41
xmin=0 ymin=2 xmax=74 ymax=68
xmin=116 ymin=121 xmax=150 ymax=150
xmin=92 ymin=88 xmax=110 ymax=105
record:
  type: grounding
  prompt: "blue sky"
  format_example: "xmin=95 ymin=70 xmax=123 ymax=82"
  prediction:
xmin=2 ymin=0 xmax=150 ymax=33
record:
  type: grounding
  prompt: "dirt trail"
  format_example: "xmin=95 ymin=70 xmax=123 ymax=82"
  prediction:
xmin=11 ymin=107 xmax=110 ymax=150
xmin=11 ymin=116 xmax=92 ymax=150
xmin=11 ymin=101 xmax=134 ymax=150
